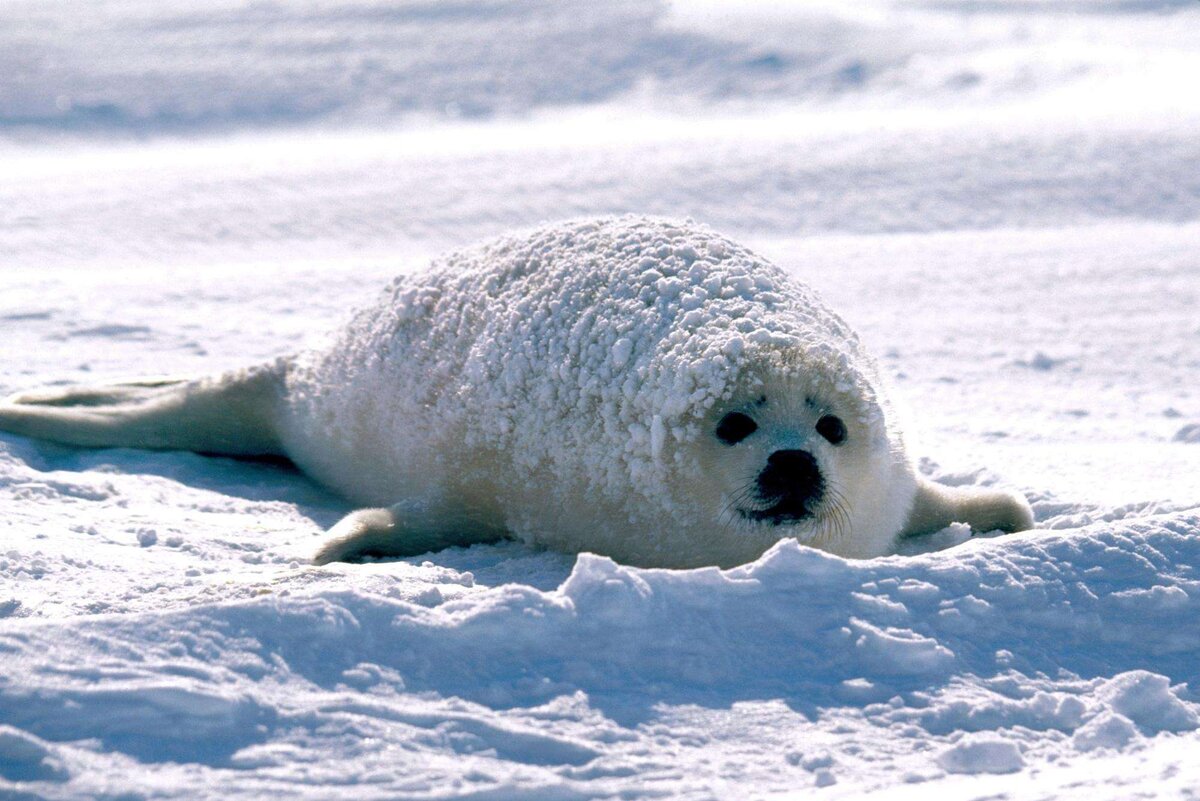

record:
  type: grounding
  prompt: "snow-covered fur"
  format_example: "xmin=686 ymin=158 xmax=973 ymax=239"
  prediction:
xmin=282 ymin=216 xmax=1029 ymax=566
xmin=0 ymin=216 xmax=1033 ymax=567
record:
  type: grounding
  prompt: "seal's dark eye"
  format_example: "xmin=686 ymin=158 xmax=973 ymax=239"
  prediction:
xmin=816 ymin=414 xmax=847 ymax=446
xmin=716 ymin=412 xmax=758 ymax=445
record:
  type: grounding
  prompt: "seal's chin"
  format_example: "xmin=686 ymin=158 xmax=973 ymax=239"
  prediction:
xmin=737 ymin=497 xmax=817 ymax=526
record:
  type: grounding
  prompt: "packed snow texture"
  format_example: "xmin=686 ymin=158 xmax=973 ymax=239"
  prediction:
xmin=2 ymin=0 xmax=1200 ymax=799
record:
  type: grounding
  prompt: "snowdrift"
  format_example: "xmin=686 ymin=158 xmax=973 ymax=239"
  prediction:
xmin=2 ymin=511 xmax=1199 ymax=797
xmin=3 ymin=0 xmax=1199 ymax=797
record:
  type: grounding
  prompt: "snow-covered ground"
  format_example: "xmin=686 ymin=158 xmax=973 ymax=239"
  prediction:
xmin=2 ymin=1 xmax=1199 ymax=798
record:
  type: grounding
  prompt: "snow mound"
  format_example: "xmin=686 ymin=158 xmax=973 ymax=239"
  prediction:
xmin=1072 ymin=712 xmax=1140 ymax=753
xmin=1173 ymin=423 xmax=1200 ymax=443
xmin=1098 ymin=671 xmax=1200 ymax=734
xmin=937 ymin=734 xmax=1025 ymax=775
xmin=0 ymin=726 xmax=69 ymax=783
xmin=2 ymin=512 xmax=1199 ymax=796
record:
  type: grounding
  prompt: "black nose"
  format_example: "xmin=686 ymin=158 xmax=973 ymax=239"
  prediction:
xmin=757 ymin=449 xmax=823 ymax=505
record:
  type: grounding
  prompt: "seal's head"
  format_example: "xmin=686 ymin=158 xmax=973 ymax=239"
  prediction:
xmin=448 ymin=216 xmax=928 ymax=568
xmin=715 ymin=399 xmax=841 ymax=528
xmin=684 ymin=347 xmax=917 ymax=566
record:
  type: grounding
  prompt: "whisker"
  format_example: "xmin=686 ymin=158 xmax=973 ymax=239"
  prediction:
xmin=723 ymin=472 xmax=762 ymax=519
xmin=824 ymin=485 xmax=852 ymax=544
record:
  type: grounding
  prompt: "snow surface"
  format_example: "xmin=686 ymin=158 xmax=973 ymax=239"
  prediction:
xmin=2 ymin=0 xmax=1200 ymax=798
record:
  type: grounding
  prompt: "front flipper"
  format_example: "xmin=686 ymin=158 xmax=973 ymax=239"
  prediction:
xmin=902 ymin=479 xmax=1035 ymax=539
xmin=312 ymin=504 xmax=507 ymax=565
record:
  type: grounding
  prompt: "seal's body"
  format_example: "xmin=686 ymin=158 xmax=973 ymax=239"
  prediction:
xmin=0 ymin=217 xmax=1033 ymax=567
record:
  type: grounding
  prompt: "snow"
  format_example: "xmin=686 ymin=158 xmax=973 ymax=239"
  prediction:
xmin=2 ymin=0 xmax=1200 ymax=798
xmin=937 ymin=735 xmax=1025 ymax=775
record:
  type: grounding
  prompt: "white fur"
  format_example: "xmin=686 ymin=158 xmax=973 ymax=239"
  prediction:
xmin=0 ymin=216 xmax=1034 ymax=567
xmin=281 ymin=216 xmax=1031 ymax=566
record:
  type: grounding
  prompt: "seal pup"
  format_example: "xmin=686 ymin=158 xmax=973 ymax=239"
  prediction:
xmin=0 ymin=217 xmax=1033 ymax=568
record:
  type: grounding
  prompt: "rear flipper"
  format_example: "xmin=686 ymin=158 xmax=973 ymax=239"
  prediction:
xmin=0 ymin=364 xmax=287 ymax=457
xmin=902 ymin=479 xmax=1035 ymax=539
xmin=313 ymin=504 xmax=508 ymax=565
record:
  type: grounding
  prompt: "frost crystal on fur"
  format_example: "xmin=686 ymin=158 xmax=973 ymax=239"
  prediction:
xmin=282 ymin=216 xmax=898 ymax=566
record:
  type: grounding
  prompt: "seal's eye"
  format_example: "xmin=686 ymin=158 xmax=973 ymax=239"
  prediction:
xmin=716 ymin=412 xmax=758 ymax=445
xmin=816 ymin=414 xmax=847 ymax=446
